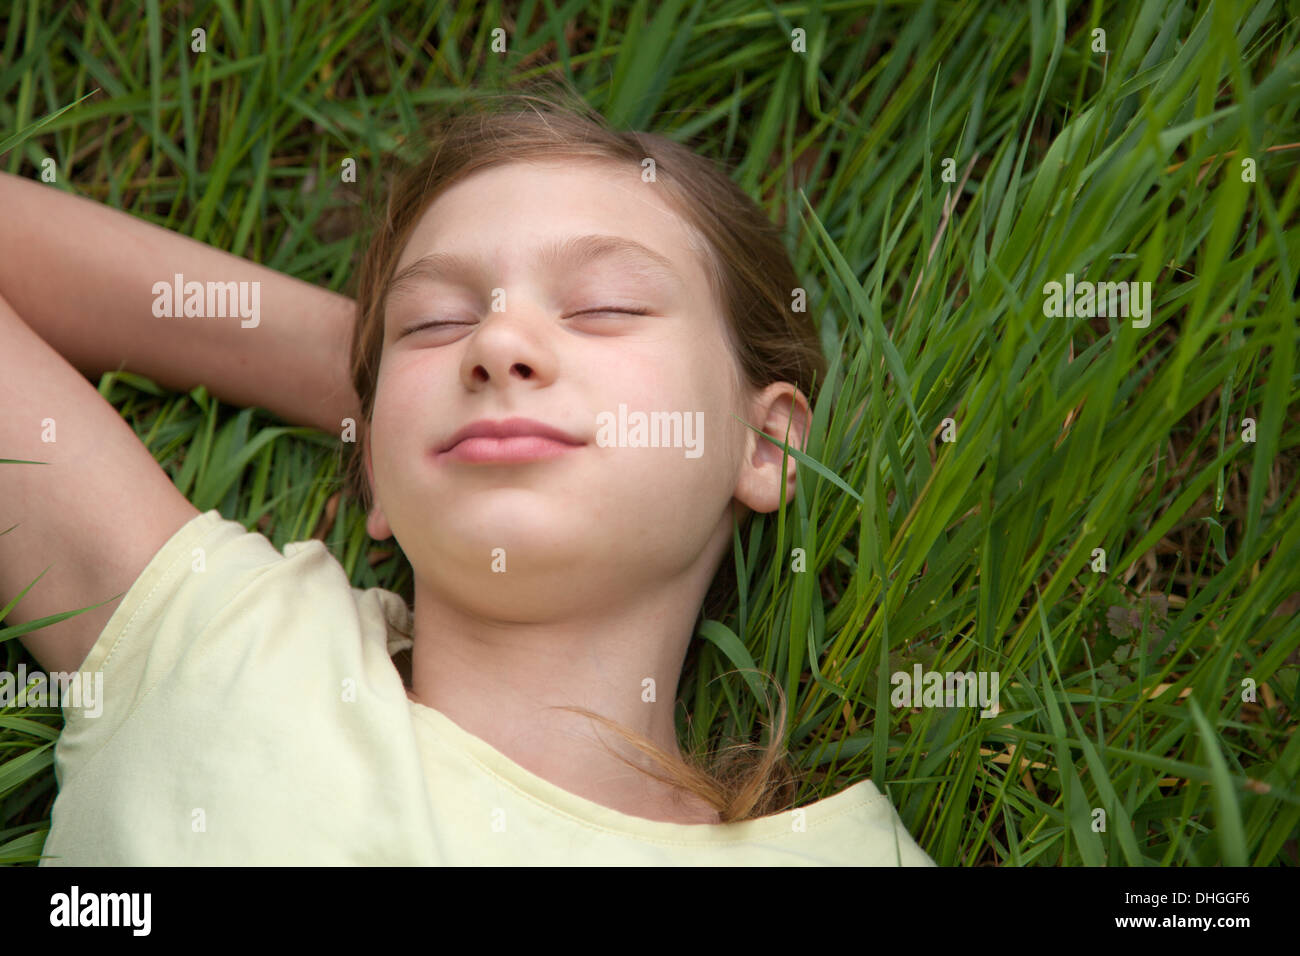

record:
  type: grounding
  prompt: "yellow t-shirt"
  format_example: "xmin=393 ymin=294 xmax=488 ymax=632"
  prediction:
xmin=39 ymin=509 xmax=935 ymax=866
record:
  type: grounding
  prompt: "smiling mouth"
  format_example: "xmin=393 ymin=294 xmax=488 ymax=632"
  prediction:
xmin=439 ymin=435 xmax=583 ymax=464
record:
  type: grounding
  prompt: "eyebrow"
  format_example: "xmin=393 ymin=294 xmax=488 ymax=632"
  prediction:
xmin=384 ymin=233 xmax=684 ymax=306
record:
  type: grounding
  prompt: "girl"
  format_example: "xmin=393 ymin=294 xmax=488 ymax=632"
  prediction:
xmin=2 ymin=85 xmax=934 ymax=865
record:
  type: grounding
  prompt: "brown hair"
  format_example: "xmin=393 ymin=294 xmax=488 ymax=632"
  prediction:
xmin=343 ymin=77 xmax=827 ymax=823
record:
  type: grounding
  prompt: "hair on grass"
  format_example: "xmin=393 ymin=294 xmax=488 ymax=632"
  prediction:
xmin=343 ymin=76 xmax=827 ymax=823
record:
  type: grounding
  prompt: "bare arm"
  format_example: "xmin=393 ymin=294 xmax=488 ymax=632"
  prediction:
xmin=1 ymin=289 xmax=201 ymax=675
xmin=0 ymin=171 xmax=361 ymax=435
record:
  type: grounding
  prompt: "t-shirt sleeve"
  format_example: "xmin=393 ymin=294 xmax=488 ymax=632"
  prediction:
xmin=875 ymin=797 xmax=938 ymax=866
xmin=51 ymin=508 xmax=412 ymax=788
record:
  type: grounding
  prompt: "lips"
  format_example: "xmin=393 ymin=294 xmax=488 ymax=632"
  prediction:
xmin=438 ymin=417 xmax=585 ymax=455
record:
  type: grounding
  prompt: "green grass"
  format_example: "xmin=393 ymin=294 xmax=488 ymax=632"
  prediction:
xmin=2 ymin=0 xmax=1298 ymax=865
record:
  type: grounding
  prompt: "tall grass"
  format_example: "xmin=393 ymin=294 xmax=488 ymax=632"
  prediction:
xmin=1 ymin=0 xmax=1297 ymax=865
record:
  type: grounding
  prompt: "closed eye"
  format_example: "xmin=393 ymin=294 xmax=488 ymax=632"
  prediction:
xmin=398 ymin=319 xmax=474 ymax=337
xmin=570 ymin=307 xmax=652 ymax=318
xmin=399 ymin=307 xmax=652 ymax=338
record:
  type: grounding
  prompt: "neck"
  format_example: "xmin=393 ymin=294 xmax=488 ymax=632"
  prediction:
xmin=404 ymin=575 xmax=722 ymax=825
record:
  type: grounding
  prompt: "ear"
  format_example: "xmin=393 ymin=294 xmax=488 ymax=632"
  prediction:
xmin=363 ymin=430 xmax=394 ymax=541
xmin=732 ymin=382 xmax=813 ymax=515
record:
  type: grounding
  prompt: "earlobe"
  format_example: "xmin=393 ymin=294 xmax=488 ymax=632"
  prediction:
xmin=366 ymin=505 xmax=392 ymax=541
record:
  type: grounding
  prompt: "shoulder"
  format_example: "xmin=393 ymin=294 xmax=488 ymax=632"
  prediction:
xmin=792 ymin=780 xmax=937 ymax=866
xmin=61 ymin=511 xmax=412 ymax=757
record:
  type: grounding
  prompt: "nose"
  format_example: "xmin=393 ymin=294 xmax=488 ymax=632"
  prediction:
xmin=459 ymin=296 xmax=555 ymax=389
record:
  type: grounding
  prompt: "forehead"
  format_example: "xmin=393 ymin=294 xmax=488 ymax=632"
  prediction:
xmin=392 ymin=160 xmax=712 ymax=290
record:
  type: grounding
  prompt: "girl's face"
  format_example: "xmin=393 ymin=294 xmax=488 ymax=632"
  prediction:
xmin=364 ymin=159 xmax=754 ymax=618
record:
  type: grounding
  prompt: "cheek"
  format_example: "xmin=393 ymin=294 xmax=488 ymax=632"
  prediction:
xmin=596 ymin=339 xmax=741 ymax=469
xmin=374 ymin=355 xmax=438 ymax=420
xmin=368 ymin=366 xmax=430 ymax=476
